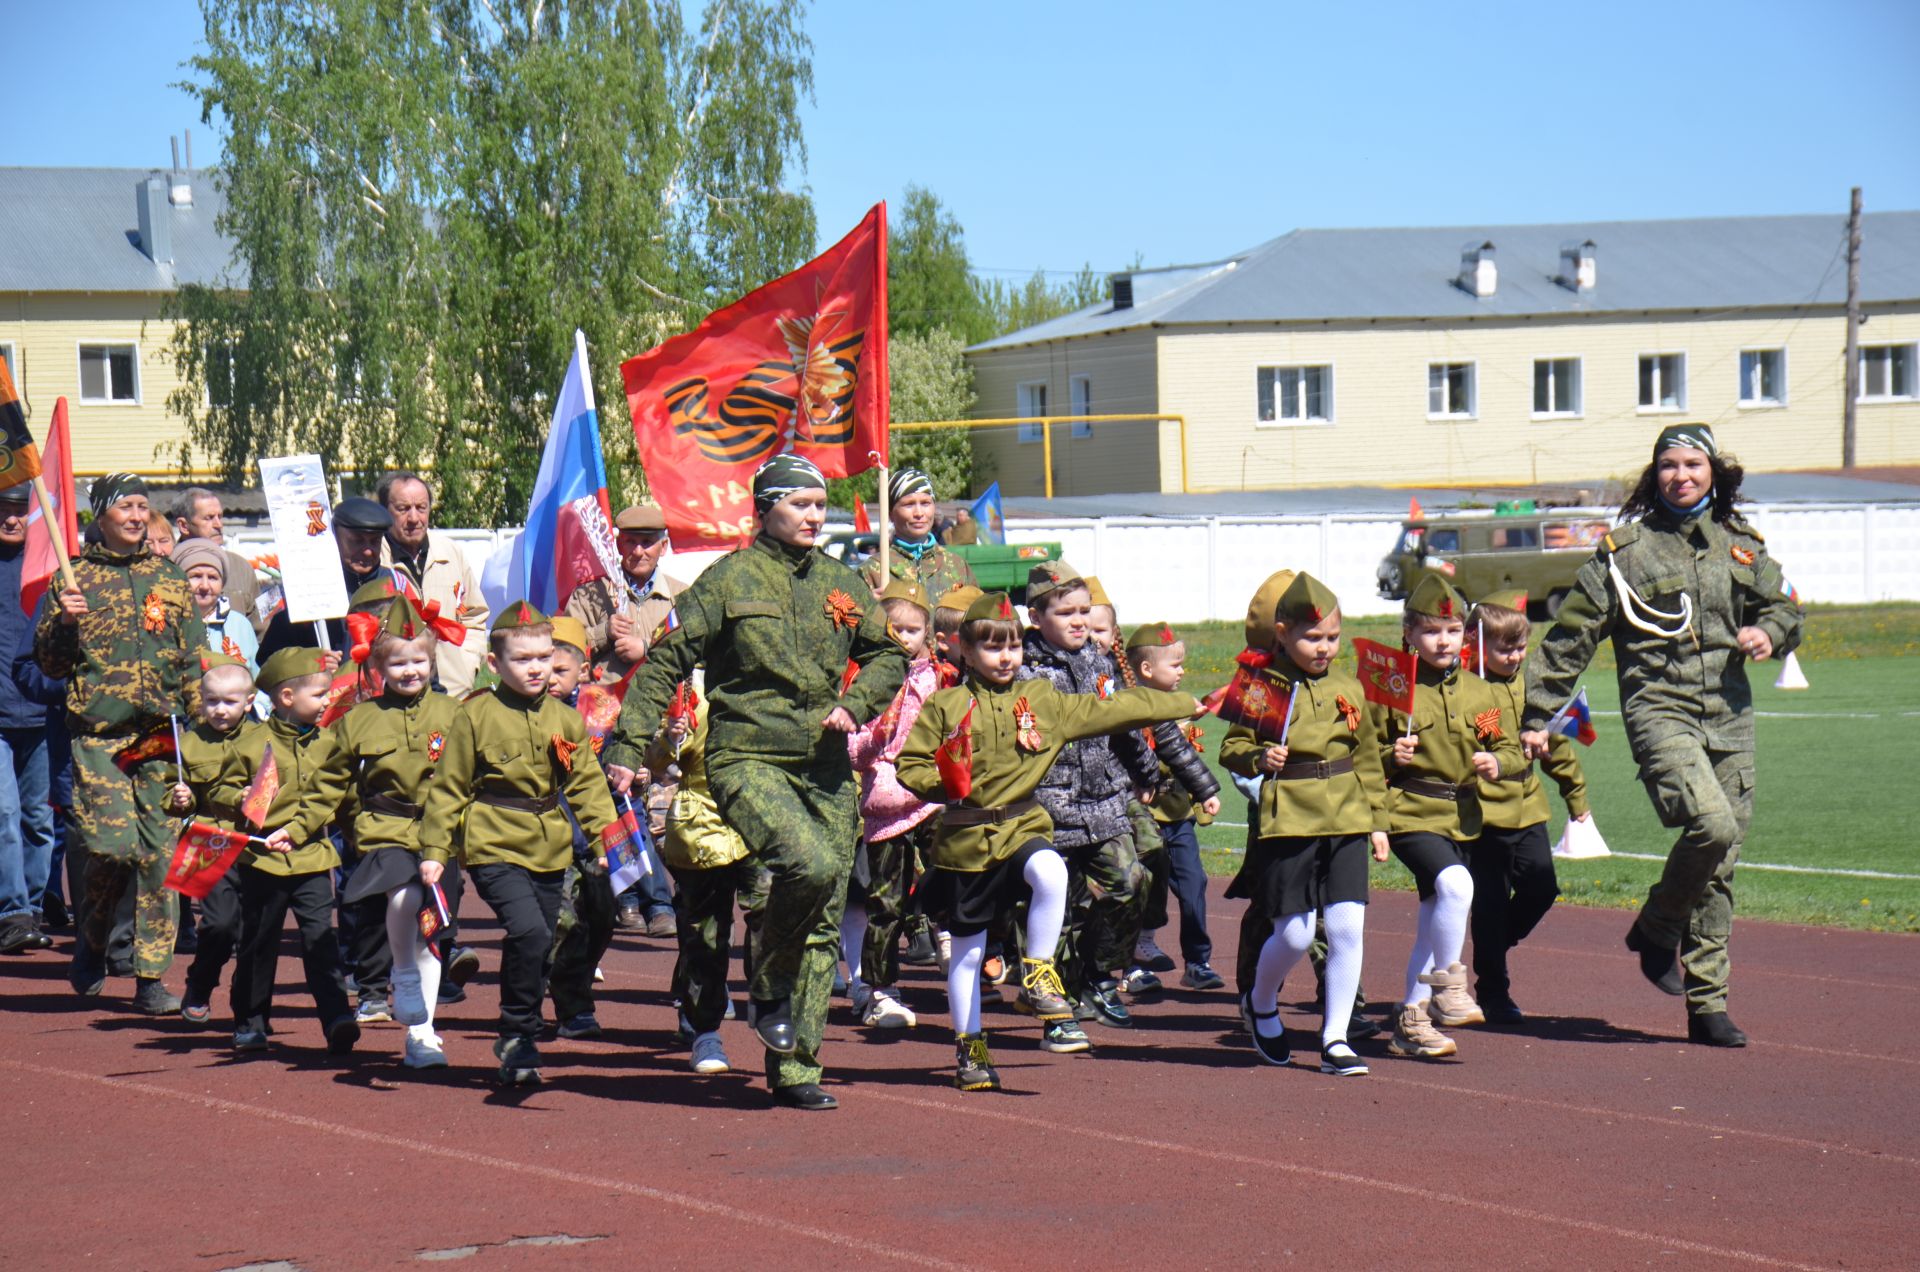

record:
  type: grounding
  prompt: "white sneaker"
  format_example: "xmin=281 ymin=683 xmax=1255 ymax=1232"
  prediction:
xmin=1132 ymin=933 xmax=1175 ymax=972
xmin=390 ymin=968 xmax=429 ymax=1027
xmin=862 ymin=989 xmax=917 ymax=1029
xmin=690 ymin=1031 xmax=730 ymax=1074
xmin=593 ymin=965 xmax=605 ymax=983
xmin=935 ymin=930 xmax=952 ymax=975
xmin=403 ymin=1029 xmax=447 ymax=1069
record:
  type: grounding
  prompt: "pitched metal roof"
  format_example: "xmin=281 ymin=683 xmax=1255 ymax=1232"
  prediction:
xmin=969 ymin=211 xmax=1920 ymax=352
xmin=0 ymin=166 xmax=237 ymax=293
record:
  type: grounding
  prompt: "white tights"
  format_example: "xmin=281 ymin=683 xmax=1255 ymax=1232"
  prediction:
xmin=841 ymin=900 xmax=868 ymax=985
xmin=947 ymin=849 xmax=1069 ymax=1037
xmin=386 ymin=882 xmax=442 ymax=1037
xmin=1404 ymin=865 xmax=1473 ymax=1005
xmin=1250 ymin=901 xmax=1367 ymax=1044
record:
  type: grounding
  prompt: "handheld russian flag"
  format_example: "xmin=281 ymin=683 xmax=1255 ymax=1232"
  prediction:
xmin=1545 ymin=687 xmax=1598 ymax=746
xmin=482 ymin=330 xmax=623 ymax=618
xmin=417 ymin=881 xmax=454 ymax=952
xmin=969 ymin=481 xmax=1005 ymax=546
xmin=603 ymin=795 xmax=653 ymax=894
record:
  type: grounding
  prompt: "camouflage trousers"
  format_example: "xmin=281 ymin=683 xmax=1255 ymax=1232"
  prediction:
xmin=547 ymin=860 xmax=616 ymax=1023
xmin=668 ymin=858 xmax=770 ymax=1035
xmin=1637 ymin=740 xmax=1751 ymax=1014
xmin=860 ymin=822 xmax=930 ymax=990
xmin=1052 ymin=833 xmax=1147 ymax=997
xmin=71 ymin=732 xmax=177 ymax=978
xmin=708 ymin=756 xmax=857 ymax=1090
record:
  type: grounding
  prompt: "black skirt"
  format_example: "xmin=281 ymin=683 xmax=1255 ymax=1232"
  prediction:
xmin=1390 ymin=831 xmax=1468 ymax=899
xmin=341 ymin=847 xmax=419 ymax=903
xmin=1227 ymin=834 xmax=1369 ymax=918
xmin=919 ymin=839 xmax=1054 ymax=937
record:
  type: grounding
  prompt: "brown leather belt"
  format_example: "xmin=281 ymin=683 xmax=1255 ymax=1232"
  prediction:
xmin=363 ymin=792 xmax=424 ymax=820
xmin=1275 ymin=757 xmax=1354 ymax=781
xmin=475 ymin=788 xmax=560 ymax=815
xmin=1391 ymin=774 xmax=1473 ymax=801
xmin=942 ymin=798 xmax=1040 ymax=828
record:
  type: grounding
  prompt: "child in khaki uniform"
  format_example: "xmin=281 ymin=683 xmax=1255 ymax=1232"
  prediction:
xmin=897 ymin=591 xmax=1200 ymax=1092
xmin=418 ymin=602 xmax=619 ymax=1086
xmin=1375 ymin=575 xmax=1524 ymax=1060
xmin=1219 ymin=574 xmax=1388 ymax=1075
xmin=1467 ymin=591 xmax=1591 ymax=1022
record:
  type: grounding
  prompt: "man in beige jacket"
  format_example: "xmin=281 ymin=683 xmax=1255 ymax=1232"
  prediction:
xmin=375 ymin=470 xmax=491 ymax=695
xmin=564 ymin=505 xmax=683 ymax=686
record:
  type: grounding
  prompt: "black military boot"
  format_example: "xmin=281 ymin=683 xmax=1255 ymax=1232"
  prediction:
xmin=749 ymin=996 xmax=797 ymax=1054
xmin=132 ymin=976 xmax=181 ymax=1015
xmin=1686 ymin=1012 xmax=1748 ymax=1048
xmin=1624 ymin=924 xmax=1684 ymax=995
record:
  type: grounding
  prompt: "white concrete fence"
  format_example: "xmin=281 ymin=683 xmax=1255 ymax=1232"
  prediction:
xmin=231 ymin=501 xmax=1920 ymax=625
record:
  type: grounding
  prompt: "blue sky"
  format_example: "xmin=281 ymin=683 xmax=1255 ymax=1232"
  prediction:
xmin=8 ymin=0 xmax=1918 ymax=276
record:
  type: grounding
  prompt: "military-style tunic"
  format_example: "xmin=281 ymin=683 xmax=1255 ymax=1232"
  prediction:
xmin=420 ymin=687 xmax=619 ymax=873
xmin=1372 ymin=663 xmax=1523 ymax=841
xmin=181 ymin=718 xmax=269 ymax=829
xmin=860 ymin=541 xmax=976 ymax=602
xmin=1219 ymin=662 xmax=1389 ymax=839
xmin=34 ymin=542 xmax=203 ymax=736
xmin=299 ymin=689 xmax=461 ymax=855
xmin=1477 ymin=669 xmax=1587 ymax=829
xmin=240 ymin=716 xmax=344 ymax=876
xmin=896 ymin=677 xmax=1195 ymax=872
xmin=564 ymin=570 xmax=684 ymax=686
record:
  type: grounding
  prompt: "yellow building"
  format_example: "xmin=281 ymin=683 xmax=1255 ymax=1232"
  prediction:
xmin=967 ymin=215 xmax=1920 ymax=495
xmin=0 ymin=164 xmax=223 ymax=478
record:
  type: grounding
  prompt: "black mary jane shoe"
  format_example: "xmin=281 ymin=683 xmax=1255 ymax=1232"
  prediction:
xmin=1686 ymin=1012 xmax=1748 ymax=1048
xmin=750 ymin=997 xmax=798 ymax=1055
xmin=1241 ymin=992 xmax=1290 ymax=1066
xmin=771 ymin=1082 xmax=838 ymax=1111
xmin=1623 ymin=925 xmax=1685 ymax=996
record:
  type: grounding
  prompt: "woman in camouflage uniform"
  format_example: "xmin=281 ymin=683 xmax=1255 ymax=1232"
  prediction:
xmin=860 ymin=468 xmax=977 ymax=600
xmin=1523 ymin=425 xmax=1802 ymax=1047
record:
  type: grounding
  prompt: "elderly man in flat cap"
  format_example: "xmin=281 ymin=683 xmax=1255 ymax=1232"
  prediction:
xmin=564 ymin=504 xmax=684 ymax=687
xmin=375 ymin=470 xmax=490 ymax=695
xmin=255 ymin=495 xmax=392 ymax=664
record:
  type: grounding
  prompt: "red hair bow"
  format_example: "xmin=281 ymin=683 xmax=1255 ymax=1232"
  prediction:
xmin=345 ymin=612 xmax=381 ymax=664
xmin=415 ymin=599 xmax=468 ymax=647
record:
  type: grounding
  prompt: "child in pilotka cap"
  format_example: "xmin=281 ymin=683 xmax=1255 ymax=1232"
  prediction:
xmin=1082 ymin=576 xmax=1118 ymax=656
xmin=169 ymin=652 xmax=264 ymax=1025
xmin=1219 ymin=574 xmax=1388 ymax=1076
xmin=1016 ymin=561 xmax=1161 ymax=1049
xmin=542 ymin=615 xmax=623 ymax=1042
xmin=1466 ymin=590 xmax=1590 ymax=1022
xmin=1122 ymin=623 xmax=1225 ymax=992
xmin=931 ymin=584 xmax=982 ymax=689
xmin=230 ymin=647 xmax=357 ymax=1056
xmin=843 ymin=578 xmax=938 ymax=1031
xmin=896 ymin=591 xmax=1202 ymax=1091
xmin=1376 ymin=575 xmax=1523 ymax=1061
xmin=418 ymin=601 xmax=621 ymax=1086
xmin=298 ymin=594 xmax=463 ymax=1068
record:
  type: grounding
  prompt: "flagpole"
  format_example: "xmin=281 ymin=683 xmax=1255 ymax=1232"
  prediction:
xmin=876 ymin=456 xmax=890 ymax=584
xmin=30 ymin=474 xmax=78 ymax=594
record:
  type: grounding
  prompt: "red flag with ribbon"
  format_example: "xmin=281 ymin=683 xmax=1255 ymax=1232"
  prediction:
xmin=934 ymin=699 xmax=976 ymax=800
xmin=1206 ymin=648 xmax=1294 ymax=744
xmin=1352 ymin=637 xmax=1418 ymax=715
xmin=622 ymin=204 xmax=890 ymax=551
xmin=21 ymin=397 xmax=76 ymax=617
xmin=163 ymin=822 xmax=249 ymax=899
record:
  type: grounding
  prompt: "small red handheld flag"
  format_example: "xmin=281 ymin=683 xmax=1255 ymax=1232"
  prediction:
xmin=852 ymin=500 xmax=872 ymax=535
xmin=1208 ymin=648 xmax=1294 ymax=744
xmin=163 ymin=822 xmax=249 ymax=899
xmin=934 ymin=699 xmax=976 ymax=800
xmin=240 ymin=744 xmax=280 ymax=830
xmin=1352 ymin=638 xmax=1417 ymax=715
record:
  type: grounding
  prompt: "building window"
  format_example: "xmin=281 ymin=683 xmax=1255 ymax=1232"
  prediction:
xmin=79 ymin=343 xmax=140 ymax=404
xmin=1860 ymin=344 xmax=1916 ymax=401
xmin=1257 ymin=365 xmax=1333 ymax=425
xmin=1427 ymin=362 xmax=1475 ymax=419
xmin=1737 ymin=349 xmax=1787 ymax=407
xmin=1638 ymin=353 xmax=1686 ymax=411
xmin=1532 ymin=358 xmax=1582 ymax=417
xmin=1017 ymin=382 xmax=1047 ymax=443
xmin=1069 ymin=374 xmax=1092 ymax=439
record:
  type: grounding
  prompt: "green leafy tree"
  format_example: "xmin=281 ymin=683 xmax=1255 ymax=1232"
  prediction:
xmin=831 ymin=326 xmax=974 ymax=508
xmin=887 ymin=184 xmax=994 ymax=347
xmin=167 ymin=0 xmax=815 ymax=525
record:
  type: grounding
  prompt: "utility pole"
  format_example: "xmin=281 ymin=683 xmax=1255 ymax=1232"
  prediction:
xmin=1843 ymin=186 xmax=1862 ymax=469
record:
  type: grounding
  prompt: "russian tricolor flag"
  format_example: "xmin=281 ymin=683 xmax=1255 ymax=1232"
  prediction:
xmin=1546 ymin=687 xmax=1598 ymax=746
xmin=483 ymin=330 xmax=623 ymax=616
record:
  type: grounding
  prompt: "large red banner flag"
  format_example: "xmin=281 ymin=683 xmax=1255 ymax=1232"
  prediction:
xmin=1352 ymin=637 xmax=1418 ymax=716
xmin=21 ymin=397 xmax=76 ymax=617
xmin=622 ymin=203 xmax=890 ymax=550
xmin=0 ymin=354 xmax=44 ymax=496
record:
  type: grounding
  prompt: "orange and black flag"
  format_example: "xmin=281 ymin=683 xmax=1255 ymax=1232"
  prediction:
xmin=0 ymin=356 xmax=43 ymax=494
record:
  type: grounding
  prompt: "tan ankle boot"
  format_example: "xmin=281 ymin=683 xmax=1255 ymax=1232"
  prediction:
xmin=1388 ymin=1000 xmax=1458 ymax=1059
xmin=1420 ymin=962 xmax=1485 ymax=1027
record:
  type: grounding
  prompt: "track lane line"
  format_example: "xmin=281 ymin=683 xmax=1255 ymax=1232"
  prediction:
xmin=0 ymin=1059 xmax=989 ymax=1272
xmin=855 ymin=1089 xmax=1847 ymax=1272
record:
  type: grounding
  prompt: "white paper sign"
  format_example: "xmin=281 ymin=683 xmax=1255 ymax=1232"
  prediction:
xmin=259 ymin=454 xmax=349 ymax=623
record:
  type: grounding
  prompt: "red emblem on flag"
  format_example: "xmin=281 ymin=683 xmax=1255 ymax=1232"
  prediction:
xmin=622 ymin=205 xmax=889 ymax=551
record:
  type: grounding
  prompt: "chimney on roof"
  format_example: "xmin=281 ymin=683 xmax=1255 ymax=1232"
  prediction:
xmin=1558 ymin=239 xmax=1596 ymax=292
xmin=168 ymin=134 xmax=193 ymax=207
xmin=1110 ymin=273 xmax=1133 ymax=310
xmin=1457 ymin=241 xmax=1497 ymax=298
xmin=137 ymin=174 xmax=173 ymax=264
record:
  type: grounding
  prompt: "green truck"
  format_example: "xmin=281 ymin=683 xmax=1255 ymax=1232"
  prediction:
xmin=822 ymin=532 xmax=1063 ymax=597
xmin=1375 ymin=505 xmax=1613 ymax=618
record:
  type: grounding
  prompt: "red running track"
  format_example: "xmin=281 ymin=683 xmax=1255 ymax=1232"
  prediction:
xmin=3 ymin=884 xmax=1914 ymax=1271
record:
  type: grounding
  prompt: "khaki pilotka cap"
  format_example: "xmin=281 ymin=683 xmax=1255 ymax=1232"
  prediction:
xmin=1025 ymin=560 xmax=1086 ymax=609
xmin=549 ymin=615 xmax=590 ymax=655
xmin=1405 ymin=574 xmax=1469 ymax=621
xmin=1275 ymin=573 xmax=1340 ymax=626
xmin=877 ymin=578 xmax=932 ymax=615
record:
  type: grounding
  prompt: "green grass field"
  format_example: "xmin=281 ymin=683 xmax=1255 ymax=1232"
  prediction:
xmin=1173 ymin=603 xmax=1920 ymax=934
